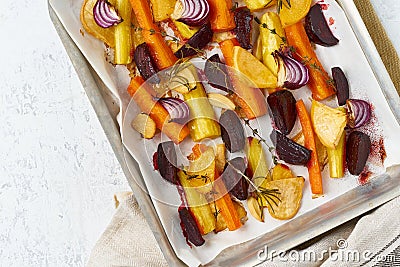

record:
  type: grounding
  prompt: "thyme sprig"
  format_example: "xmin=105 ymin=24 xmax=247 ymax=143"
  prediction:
xmin=166 ymin=58 xmax=198 ymax=92
xmin=253 ymin=17 xmax=287 ymax=44
xmin=277 ymin=0 xmax=291 ymax=14
xmin=227 ymin=161 xmax=281 ymax=216
xmin=243 ymin=119 xmax=279 ymax=164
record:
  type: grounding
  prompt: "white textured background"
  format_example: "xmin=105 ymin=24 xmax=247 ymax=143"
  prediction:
xmin=0 ymin=0 xmax=398 ymax=266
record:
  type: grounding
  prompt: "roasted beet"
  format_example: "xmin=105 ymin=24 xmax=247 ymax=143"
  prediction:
xmin=157 ymin=141 xmax=178 ymax=184
xmin=222 ymin=157 xmax=248 ymax=200
xmin=204 ymin=54 xmax=233 ymax=92
xmin=270 ymin=130 xmax=311 ymax=166
xmin=346 ymin=131 xmax=371 ymax=175
xmin=179 ymin=207 xmax=205 ymax=246
xmin=134 ymin=43 xmax=160 ymax=83
xmin=174 ymin=23 xmax=213 ymax=58
xmin=305 ymin=4 xmax=339 ymax=47
xmin=332 ymin=67 xmax=349 ymax=106
xmin=267 ymin=90 xmax=297 ymax=135
xmin=219 ymin=110 xmax=245 ymax=153
xmin=233 ymin=7 xmax=253 ymax=50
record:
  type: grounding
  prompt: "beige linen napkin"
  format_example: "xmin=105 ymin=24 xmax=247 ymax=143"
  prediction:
xmin=87 ymin=1 xmax=400 ymax=266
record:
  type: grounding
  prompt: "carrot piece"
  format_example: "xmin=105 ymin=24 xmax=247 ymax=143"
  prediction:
xmin=207 ymin=0 xmax=236 ymax=32
xmin=130 ymin=0 xmax=177 ymax=70
xmin=296 ymin=99 xmax=323 ymax=197
xmin=127 ymin=76 xmax=190 ymax=144
xmin=212 ymin=177 xmax=242 ymax=231
xmin=219 ymin=39 xmax=267 ymax=119
xmin=285 ymin=22 xmax=336 ymax=101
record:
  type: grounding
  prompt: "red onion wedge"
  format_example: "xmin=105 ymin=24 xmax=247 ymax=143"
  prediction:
xmin=346 ymin=99 xmax=371 ymax=128
xmin=93 ymin=0 xmax=122 ymax=28
xmin=273 ymin=48 xmax=309 ymax=90
xmin=171 ymin=0 xmax=210 ymax=26
xmin=156 ymin=97 xmax=190 ymax=124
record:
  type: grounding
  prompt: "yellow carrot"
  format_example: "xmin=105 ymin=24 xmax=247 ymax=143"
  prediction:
xmin=114 ymin=0 xmax=132 ymax=64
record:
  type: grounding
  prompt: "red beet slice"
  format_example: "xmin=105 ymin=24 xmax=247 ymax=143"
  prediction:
xmin=305 ymin=4 xmax=339 ymax=47
xmin=332 ymin=67 xmax=349 ymax=106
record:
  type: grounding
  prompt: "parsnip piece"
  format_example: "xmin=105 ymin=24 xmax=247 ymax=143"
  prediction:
xmin=131 ymin=113 xmax=156 ymax=139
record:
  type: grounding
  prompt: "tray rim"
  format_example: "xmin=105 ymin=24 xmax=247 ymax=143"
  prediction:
xmin=48 ymin=0 xmax=400 ymax=266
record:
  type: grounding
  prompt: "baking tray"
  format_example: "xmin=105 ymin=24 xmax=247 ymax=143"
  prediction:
xmin=48 ymin=1 xmax=400 ymax=265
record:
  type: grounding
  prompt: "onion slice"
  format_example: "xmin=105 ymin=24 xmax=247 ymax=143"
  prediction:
xmin=171 ymin=0 xmax=210 ymax=26
xmin=93 ymin=0 xmax=123 ymax=28
xmin=273 ymin=48 xmax=309 ymax=90
xmin=346 ymin=99 xmax=371 ymax=128
xmin=156 ymin=97 xmax=190 ymax=124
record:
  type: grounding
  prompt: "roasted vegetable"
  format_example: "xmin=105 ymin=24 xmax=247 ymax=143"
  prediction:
xmin=219 ymin=110 xmax=246 ymax=153
xmin=157 ymin=141 xmax=178 ymax=184
xmin=246 ymin=137 xmax=270 ymax=184
xmin=346 ymin=131 xmax=371 ymax=175
xmin=327 ymin=131 xmax=346 ymax=178
xmin=346 ymin=99 xmax=372 ymax=129
xmin=179 ymin=207 xmax=205 ymax=246
xmin=266 ymin=163 xmax=294 ymax=181
xmin=305 ymin=4 xmax=339 ymax=47
xmin=156 ymin=97 xmax=190 ymax=124
xmin=80 ymin=0 xmax=115 ymax=47
xmin=130 ymin=0 xmax=178 ymax=69
xmin=208 ymin=180 xmax=242 ymax=231
xmin=127 ymin=76 xmax=190 ymax=144
xmin=178 ymin=170 xmax=216 ymax=234
xmin=233 ymin=7 xmax=253 ymax=50
xmin=267 ymin=90 xmax=297 ymax=135
xmin=171 ymin=0 xmax=209 ymax=26
xmin=131 ymin=113 xmax=156 ymax=139
xmin=244 ymin=0 xmax=275 ymax=11
xmin=219 ymin=38 xmax=268 ymax=119
xmin=207 ymin=93 xmax=236 ymax=110
xmin=285 ymin=21 xmax=336 ymax=101
xmin=134 ymin=43 xmax=160 ymax=83
xmin=273 ymin=48 xmax=309 ymax=90
xmin=186 ymin=146 xmax=216 ymax=194
xmin=93 ymin=0 xmax=122 ymax=28
xmin=175 ymin=23 xmax=213 ymax=58
xmin=332 ymin=67 xmax=349 ymax=106
xmin=264 ymin=177 xmax=305 ymax=220
xmin=296 ymin=99 xmax=323 ymax=197
xmin=222 ymin=158 xmax=248 ymax=200
xmin=204 ymin=54 xmax=233 ymax=92
xmin=311 ymin=100 xmax=347 ymax=149
xmin=259 ymin=12 xmax=286 ymax=76
xmin=114 ymin=0 xmax=132 ymax=64
xmin=271 ymin=130 xmax=312 ymax=166
xmin=207 ymin=0 xmax=236 ymax=32
xmin=150 ymin=0 xmax=177 ymax=22
xmin=183 ymin=66 xmax=221 ymax=141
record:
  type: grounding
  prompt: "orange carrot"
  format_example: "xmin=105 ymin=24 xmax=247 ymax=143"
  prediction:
xmin=207 ymin=0 xmax=236 ymax=32
xmin=130 ymin=0 xmax=177 ymax=70
xmin=127 ymin=76 xmax=190 ymax=144
xmin=219 ymin=39 xmax=267 ymax=119
xmin=296 ymin=99 xmax=323 ymax=197
xmin=213 ymin=176 xmax=242 ymax=231
xmin=285 ymin=22 xmax=336 ymax=101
